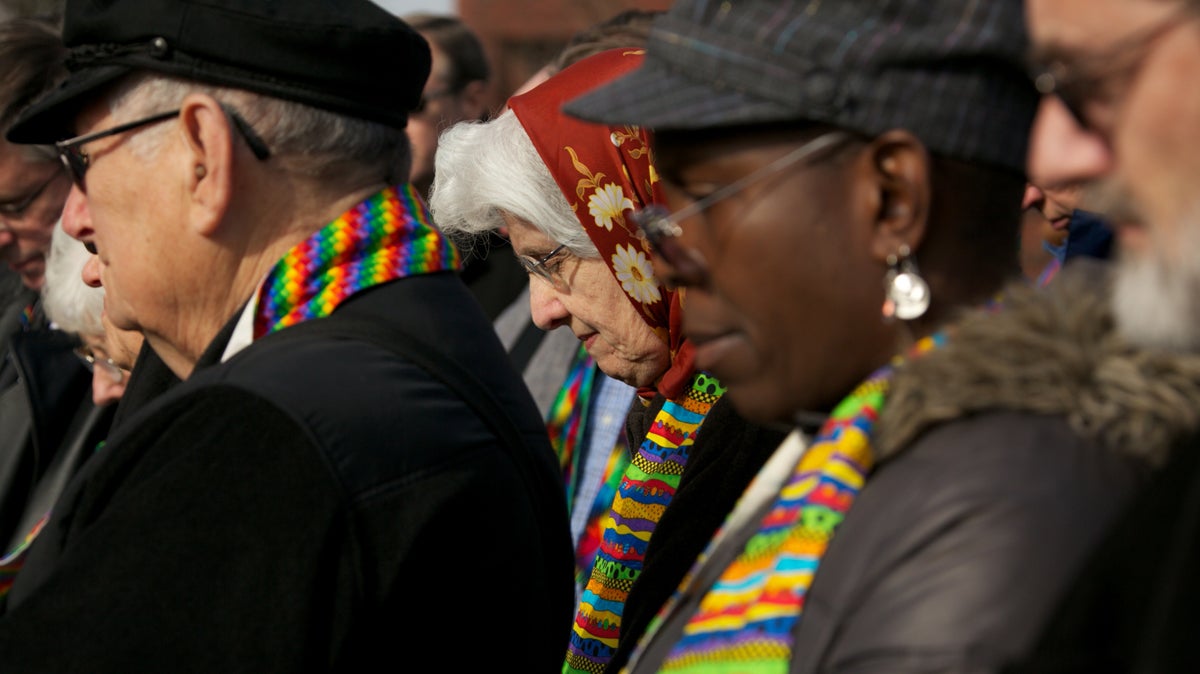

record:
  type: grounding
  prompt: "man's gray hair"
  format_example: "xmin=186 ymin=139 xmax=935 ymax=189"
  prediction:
xmin=428 ymin=109 xmax=598 ymax=259
xmin=107 ymin=72 xmax=411 ymax=189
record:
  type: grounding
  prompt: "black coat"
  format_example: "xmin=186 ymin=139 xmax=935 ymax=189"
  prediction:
xmin=0 ymin=273 xmax=575 ymax=672
xmin=1005 ymin=427 xmax=1200 ymax=674
xmin=0 ymin=325 xmax=113 ymax=554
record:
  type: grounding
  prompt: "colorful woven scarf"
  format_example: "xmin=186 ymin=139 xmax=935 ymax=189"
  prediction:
xmin=18 ymin=301 xmax=37 ymax=331
xmin=565 ymin=371 xmax=727 ymax=674
xmin=633 ymin=334 xmax=944 ymax=672
xmin=549 ymin=344 xmax=600 ymax=509
xmin=547 ymin=344 xmax=634 ymax=589
xmin=574 ymin=433 xmax=632 ymax=593
xmin=0 ymin=512 xmax=49 ymax=598
xmin=253 ymin=183 xmax=459 ymax=338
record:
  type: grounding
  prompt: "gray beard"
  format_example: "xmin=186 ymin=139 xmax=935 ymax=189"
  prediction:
xmin=1113 ymin=209 xmax=1200 ymax=352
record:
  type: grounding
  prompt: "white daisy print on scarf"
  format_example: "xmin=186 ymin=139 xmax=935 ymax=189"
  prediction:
xmin=588 ymin=183 xmax=634 ymax=232
xmin=612 ymin=243 xmax=662 ymax=305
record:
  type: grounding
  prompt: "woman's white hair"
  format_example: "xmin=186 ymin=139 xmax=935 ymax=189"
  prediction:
xmin=428 ymin=109 xmax=599 ymax=260
xmin=41 ymin=220 xmax=105 ymax=337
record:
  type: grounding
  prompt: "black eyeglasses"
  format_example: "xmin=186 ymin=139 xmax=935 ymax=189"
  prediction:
xmin=56 ymin=110 xmax=179 ymax=187
xmin=74 ymin=345 xmax=125 ymax=383
xmin=55 ymin=105 xmax=271 ymax=188
xmin=516 ymin=243 xmax=569 ymax=291
xmin=631 ymin=130 xmax=851 ymax=281
xmin=1030 ymin=7 xmax=1197 ymax=132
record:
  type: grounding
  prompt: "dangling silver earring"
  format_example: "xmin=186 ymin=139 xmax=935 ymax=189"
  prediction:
xmin=882 ymin=244 xmax=930 ymax=321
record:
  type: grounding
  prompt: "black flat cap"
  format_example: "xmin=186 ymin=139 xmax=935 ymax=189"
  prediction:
xmin=8 ymin=0 xmax=430 ymax=144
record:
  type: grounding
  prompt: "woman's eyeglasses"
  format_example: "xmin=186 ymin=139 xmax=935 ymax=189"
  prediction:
xmin=517 ymin=243 xmax=569 ymax=291
xmin=74 ymin=345 xmax=126 ymax=384
xmin=631 ymin=130 xmax=851 ymax=281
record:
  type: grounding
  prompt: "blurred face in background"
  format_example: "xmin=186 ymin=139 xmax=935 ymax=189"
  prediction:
xmin=0 ymin=141 xmax=70 ymax=289
xmin=406 ymin=39 xmax=489 ymax=198
xmin=78 ymin=314 xmax=142 ymax=407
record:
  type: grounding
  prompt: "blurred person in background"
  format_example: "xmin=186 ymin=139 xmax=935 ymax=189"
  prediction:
xmin=402 ymin=12 xmax=491 ymax=202
xmin=1021 ymin=179 xmax=1113 ymax=286
xmin=0 ymin=17 xmax=70 ymax=343
xmin=0 ymin=219 xmax=137 ymax=596
xmin=0 ymin=16 xmax=116 ymax=591
xmin=1020 ymin=182 xmax=1073 ymax=285
xmin=403 ymin=12 xmax=525 ymax=320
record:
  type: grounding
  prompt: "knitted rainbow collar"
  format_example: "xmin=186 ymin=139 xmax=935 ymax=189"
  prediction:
xmin=253 ymin=184 xmax=460 ymax=338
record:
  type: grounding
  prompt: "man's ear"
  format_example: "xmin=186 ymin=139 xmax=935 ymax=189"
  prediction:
xmin=459 ymin=79 xmax=491 ymax=122
xmin=177 ymin=94 xmax=234 ymax=237
xmin=862 ymin=129 xmax=930 ymax=262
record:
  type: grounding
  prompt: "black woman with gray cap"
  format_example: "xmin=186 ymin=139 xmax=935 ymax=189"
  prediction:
xmin=564 ymin=0 xmax=1200 ymax=672
xmin=0 ymin=0 xmax=574 ymax=669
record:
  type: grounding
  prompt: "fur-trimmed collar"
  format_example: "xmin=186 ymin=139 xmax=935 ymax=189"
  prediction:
xmin=876 ymin=259 xmax=1200 ymax=467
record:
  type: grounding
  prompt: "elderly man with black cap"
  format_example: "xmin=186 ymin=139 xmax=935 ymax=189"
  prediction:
xmin=562 ymin=1 xmax=1200 ymax=672
xmin=0 ymin=0 xmax=573 ymax=669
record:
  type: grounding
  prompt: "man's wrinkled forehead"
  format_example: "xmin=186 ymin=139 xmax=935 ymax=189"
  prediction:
xmin=1027 ymin=0 xmax=1181 ymax=62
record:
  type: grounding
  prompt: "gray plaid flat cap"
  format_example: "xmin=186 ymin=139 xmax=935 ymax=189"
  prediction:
xmin=564 ymin=0 xmax=1037 ymax=173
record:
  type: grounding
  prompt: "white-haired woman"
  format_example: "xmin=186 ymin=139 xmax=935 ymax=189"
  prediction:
xmin=42 ymin=221 xmax=140 ymax=406
xmin=431 ymin=48 xmax=787 ymax=672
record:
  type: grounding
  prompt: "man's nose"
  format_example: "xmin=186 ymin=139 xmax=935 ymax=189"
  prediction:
xmin=1028 ymin=96 xmax=1114 ymax=189
xmin=60 ymin=184 xmax=91 ymax=242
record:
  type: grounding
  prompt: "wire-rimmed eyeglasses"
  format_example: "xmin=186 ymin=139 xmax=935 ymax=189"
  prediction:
xmin=55 ymin=105 xmax=271 ymax=189
xmin=74 ymin=345 xmax=125 ymax=384
xmin=517 ymin=243 xmax=569 ymax=291
xmin=631 ymin=130 xmax=851 ymax=280
xmin=1028 ymin=6 xmax=1197 ymax=132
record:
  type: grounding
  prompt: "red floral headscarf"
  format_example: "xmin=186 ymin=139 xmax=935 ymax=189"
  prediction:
xmin=508 ymin=48 xmax=695 ymax=400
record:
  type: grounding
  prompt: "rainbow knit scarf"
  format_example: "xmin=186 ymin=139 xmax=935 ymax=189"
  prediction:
xmin=646 ymin=333 xmax=945 ymax=672
xmin=565 ymin=372 xmax=727 ymax=674
xmin=253 ymin=184 xmax=459 ymax=338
